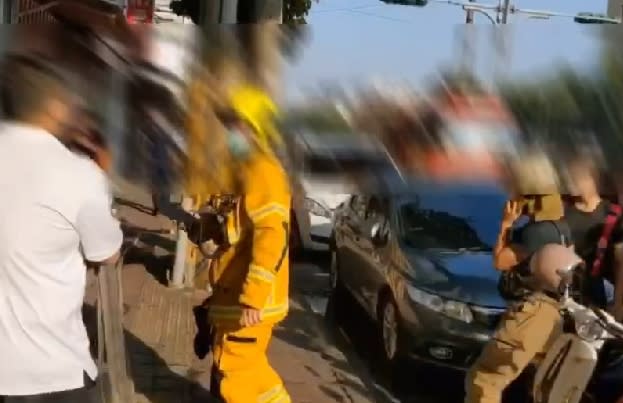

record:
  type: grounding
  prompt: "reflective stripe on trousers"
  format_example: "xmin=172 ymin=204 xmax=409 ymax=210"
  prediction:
xmin=210 ymin=324 xmax=291 ymax=403
xmin=209 ymin=302 xmax=288 ymax=324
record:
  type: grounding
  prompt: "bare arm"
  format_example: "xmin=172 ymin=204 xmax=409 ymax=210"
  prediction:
xmin=77 ymin=166 xmax=123 ymax=267
xmin=493 ymin=221 xmax=524 ymax=271
xmin=494 ymin=200 xmax=525 ymax=271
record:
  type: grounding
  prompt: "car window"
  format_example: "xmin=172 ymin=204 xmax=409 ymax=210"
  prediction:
xmin=365 ymin=196 xmax=389 ymax=220
xmin=398 ymin=188 xmax=505 ymax=251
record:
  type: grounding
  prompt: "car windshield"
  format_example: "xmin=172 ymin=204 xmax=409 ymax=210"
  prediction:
xmin=398 ymin=188 xmax=506 ymax=252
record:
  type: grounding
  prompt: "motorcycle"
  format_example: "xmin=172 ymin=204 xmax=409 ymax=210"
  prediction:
xmin=532 ymin=265 xmax=623 ymax=403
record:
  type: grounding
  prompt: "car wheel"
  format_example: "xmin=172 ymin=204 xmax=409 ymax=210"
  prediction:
xmin=326 ymin=248 xmax=346 ymax=322
xmin=329 ymin=249 xmax=340 ymax=292
xmin=289 ymin=211 xmax=303 ymax=260
xmin=379 ymin=294 xmax=406 ymax=369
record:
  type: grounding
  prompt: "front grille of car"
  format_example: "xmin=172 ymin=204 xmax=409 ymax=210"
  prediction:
xmin=470 ymin=306 xmax=505 ymax=330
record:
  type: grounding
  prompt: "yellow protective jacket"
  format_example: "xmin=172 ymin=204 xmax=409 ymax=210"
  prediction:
xmin=207 ymin=152 xmax=291 ymax=328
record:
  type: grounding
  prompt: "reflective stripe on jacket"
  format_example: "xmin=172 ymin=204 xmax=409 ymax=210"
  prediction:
xmin=208 ymin=152 xmax=291 ymax=326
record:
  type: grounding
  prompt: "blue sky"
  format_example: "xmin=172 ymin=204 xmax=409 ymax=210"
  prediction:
xmin=283 ymin=0 xmax=609 ymax=101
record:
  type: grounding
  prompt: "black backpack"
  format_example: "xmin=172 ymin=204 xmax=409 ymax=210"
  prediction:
xmin=497 ymin=220 xmax=571 ymax=301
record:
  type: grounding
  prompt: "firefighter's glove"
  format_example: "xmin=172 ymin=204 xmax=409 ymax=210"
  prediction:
xmin=187 ymin=212 xmax=226 ymax=246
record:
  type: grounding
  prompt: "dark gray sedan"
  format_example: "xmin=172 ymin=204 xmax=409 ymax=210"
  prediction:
xmin=329 ymin=180 xmax=508 ymax=370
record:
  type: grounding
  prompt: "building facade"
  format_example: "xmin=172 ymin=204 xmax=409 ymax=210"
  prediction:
xmin=4 ymin=0 xmax=57 ymax=23
xmin=608 ymin=0 xmax=623 ymax=19
xmin=1 ymin=0 xmax=129 ymax=23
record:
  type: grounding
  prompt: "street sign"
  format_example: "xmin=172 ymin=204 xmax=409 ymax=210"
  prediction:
xmin=126 ymin=0 xmax=154 ymax=23
xmin=574 ymin=12 xmax=620 ymax=24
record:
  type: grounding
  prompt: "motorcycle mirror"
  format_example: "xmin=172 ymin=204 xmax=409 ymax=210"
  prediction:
xmin=556 ymin=266 xmax=575 ymax=285
xmin=370 ymin=221 xmax=388 ymax=246
xmin=370 ymin=222 xmax=380 ymax=239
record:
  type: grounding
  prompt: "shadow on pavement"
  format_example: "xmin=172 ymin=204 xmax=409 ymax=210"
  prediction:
xmin=272 ymin=292 xmax=377 ymax=402
xmin=324 ymin=287 xmax=462 ymax=403
xmin=322 ymin=280 xmax=532 ymax=403
xmin=82 ymin=302 xmax=216 ymax=403
xmin=270 ymin=254 xmax=390 ymax=402
xmin=124 ymin=247 xmax=174 ymax=286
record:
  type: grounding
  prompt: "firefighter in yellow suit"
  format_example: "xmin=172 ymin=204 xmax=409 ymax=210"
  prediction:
xmin=206 ymin=85 xmax=292 ymax=403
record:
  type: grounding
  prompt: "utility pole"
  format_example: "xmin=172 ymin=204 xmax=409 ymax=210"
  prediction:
xmin=459 ymin=0 xmax=477 ymax=76
xmin=607 ymin=0 xmax=623 ymax=19
xmin=493 ymin=0 xmax=511 ymax=87
xmin=0 ymin=0 xmax=8 ymax=23
xmin=465 ymin=0 xmax=475 ymax=23
xmin=221 ymin=0 xmax=238 ymax=23
xmin=500 ymin=0 xmax=511 ymax=23
xmin=234 ymin=0 xmax=283 ymax=96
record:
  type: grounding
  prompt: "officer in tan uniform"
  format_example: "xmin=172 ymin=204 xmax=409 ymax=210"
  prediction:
xmin=465 ymin=155 xmax=573 ymax=403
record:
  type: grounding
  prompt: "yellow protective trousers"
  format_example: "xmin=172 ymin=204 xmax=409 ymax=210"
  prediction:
xmin=464 ymin=292 xmax=563 ymax=403
xmin=211 ymin=324 xmax=291 ymax=403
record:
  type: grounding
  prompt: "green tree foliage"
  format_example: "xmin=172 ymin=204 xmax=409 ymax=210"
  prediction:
xmin=500 ymin=36 xmax=623 ymax=168
xmin=279 ymin=24 xmax=309 ymax=61
xmin=501 ymin=68 xmax=602 ymax=145
xmin=280 ymin=0 xmax=314 ymax=60
xmin=283 ymin=0 xmax=313 ymax=24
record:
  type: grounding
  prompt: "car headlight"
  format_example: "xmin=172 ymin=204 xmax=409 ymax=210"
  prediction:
xmin=406 ymin=285 xmax=474 ymax=324
xmin=304 ymin=198 xmax=333 ymax=219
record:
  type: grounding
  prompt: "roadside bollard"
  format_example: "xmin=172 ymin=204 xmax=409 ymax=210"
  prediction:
xmin=170 ymin=195 xmax=195 ymax=288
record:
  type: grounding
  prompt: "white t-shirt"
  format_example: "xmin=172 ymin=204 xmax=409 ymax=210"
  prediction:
xmin=0 ymin=123 xmax=123 ymax=395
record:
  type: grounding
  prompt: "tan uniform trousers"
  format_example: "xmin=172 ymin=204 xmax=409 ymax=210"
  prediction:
xmin=465 ymin=292 xmax=563 ymax=403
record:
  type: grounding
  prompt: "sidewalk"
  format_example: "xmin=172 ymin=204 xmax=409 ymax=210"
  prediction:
xmin=85 ymin=180 xmax=378 ymax=403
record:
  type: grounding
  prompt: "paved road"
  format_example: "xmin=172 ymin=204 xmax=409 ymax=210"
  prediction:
xmin=294 ymin=253 xmax=448 ymax=403
xmin=297 ymin=252 xmax=533 ymax=403
xmin=109 ymin=178 xmax=526 ymax=402
xmin=104 ymin=181 xmax=384 ymax=402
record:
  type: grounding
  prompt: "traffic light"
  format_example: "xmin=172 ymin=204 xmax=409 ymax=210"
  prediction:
xmin=381 ymin=0 xmax=428 ymax=6
xmin=574 ymin=12 xmax=619 ymax=24
xmin=169 ymin=0 xmax=200 ymax=24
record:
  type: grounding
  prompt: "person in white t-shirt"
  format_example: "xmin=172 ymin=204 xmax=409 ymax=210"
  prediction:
xmin=0 ymin=56 xmax=123 ymax=402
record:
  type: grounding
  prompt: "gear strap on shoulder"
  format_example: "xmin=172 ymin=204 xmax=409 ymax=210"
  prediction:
xmin=591 ymin=203 xmax=623 ymax=277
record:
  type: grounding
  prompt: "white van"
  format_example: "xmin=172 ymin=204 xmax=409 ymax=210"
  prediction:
xmin=287 ymin=130 xmax=390 ymax=256
xmin=292 ymin=178 xmax=352 ymax=253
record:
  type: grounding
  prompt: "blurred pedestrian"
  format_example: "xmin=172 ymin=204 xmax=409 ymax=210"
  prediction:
xmin=0 ymin=55 xmax=122 ymax=403
xmin=562 ymin=153 xmax=623 ymax=313
xmin=562 ymin=153 xmax=623 ymax=403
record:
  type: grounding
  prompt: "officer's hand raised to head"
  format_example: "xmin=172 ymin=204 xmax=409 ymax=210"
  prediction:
xmin=502 ymin=200 xmax=523 ymax=226
xmin=240 ymin=305 xmax=262 ymax=327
